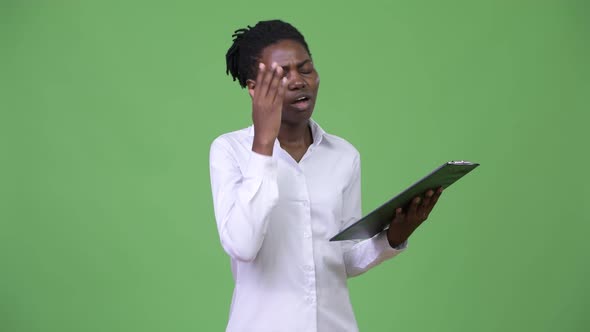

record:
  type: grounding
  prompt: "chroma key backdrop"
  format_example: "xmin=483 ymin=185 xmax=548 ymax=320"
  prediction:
xmin=1 ymin=1 xmax=588 ymax=331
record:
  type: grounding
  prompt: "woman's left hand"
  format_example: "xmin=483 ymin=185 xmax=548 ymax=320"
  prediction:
xmin=386 ymin=187 xmax=443 ymax=248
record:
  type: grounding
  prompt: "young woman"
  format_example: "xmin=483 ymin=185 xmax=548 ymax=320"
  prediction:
xmin=210 ymin=20 xmax=442 ymax=332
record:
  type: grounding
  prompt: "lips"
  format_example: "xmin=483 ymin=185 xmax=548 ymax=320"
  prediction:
xmin=289 ymin=93 xmax=313 ymax=111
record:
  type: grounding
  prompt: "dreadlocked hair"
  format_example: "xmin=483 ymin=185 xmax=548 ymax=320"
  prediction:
xmin=225 ymin=20 xmax=311 ymax=88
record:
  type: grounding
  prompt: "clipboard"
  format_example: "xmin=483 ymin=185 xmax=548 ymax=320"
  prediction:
xmin=329 ymin=161 xmax=480 ymax=241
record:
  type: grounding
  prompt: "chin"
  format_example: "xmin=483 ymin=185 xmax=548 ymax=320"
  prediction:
xmin=282 ymin=108 xmax=313 ymax=125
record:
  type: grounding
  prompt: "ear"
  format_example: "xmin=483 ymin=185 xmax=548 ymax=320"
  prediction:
xmin=246 ymin=79 xmax=256 ymax=99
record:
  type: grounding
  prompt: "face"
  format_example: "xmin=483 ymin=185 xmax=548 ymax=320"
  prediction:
xmin=248 ymin=39 xmax=320 ymax=126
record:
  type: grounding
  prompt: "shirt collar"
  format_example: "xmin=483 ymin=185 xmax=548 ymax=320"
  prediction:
xmin=247 ymin=119 xmax=326 ymax=147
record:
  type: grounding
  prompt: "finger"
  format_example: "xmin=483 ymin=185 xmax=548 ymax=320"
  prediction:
xmin=259 ymin=62 xmax=276 ymax=98
xmin=268 ymin=66 xmax=283 ymax=101
xmin=408 ymin=196 xmax=420 ymax=220
xmin=274 ymin=76 xmax=287 ymax=106
xmin=391 ymin=207 xmax=404 ymax=223
xmin=425 ymin=187 xmax=443 ymax=215
xmin=431 ymin=187 xmax=443 ymax=205
xmin=419 ymin=189 xmax=434 ymax=218
xmin=253 ymin=63 xmax=265 ymax=94
xmin=421 ymin=189 xmax=434 ymax=209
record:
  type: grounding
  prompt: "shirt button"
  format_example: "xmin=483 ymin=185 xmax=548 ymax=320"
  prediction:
xmin=304 ymin=232 xmax=311 ymax=238
xmin=302 ymin=201 xmax=309 ymax=207
xmin=304 ymin=265 xmax=313 ymax=271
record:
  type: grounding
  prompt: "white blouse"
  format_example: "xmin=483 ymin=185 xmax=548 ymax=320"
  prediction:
xmin=209 ymin=119 xmax=406 ymax=332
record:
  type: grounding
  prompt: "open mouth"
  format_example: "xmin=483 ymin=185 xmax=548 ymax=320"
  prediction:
xmin=291 ymin=95 xmax=311 ymax=110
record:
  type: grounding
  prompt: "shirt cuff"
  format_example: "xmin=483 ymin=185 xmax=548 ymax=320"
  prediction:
xmin=245 ymin=150 xmax=277 ymax=179
xmin=374 ymin=231 xmax=408 ymax=253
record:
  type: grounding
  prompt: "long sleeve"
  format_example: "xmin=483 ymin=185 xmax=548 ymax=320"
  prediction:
xmin=341 ymin=153 xmax=407 ymax=278
xmin=209 ymin=137 xmax=279 ymax=262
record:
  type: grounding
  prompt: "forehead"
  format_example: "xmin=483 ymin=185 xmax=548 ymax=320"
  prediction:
xmin=259 ymin=39 xmax=310 ymax=66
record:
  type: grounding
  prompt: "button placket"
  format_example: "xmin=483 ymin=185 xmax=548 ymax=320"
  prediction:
xmin=296 ymin=165 xmax=316 ymax=309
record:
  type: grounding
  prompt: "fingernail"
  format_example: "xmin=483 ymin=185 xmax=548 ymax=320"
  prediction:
xmin=271 ymin=62 xmax=277 ymax=69
xmin=259 ymin=63 xmax=265 ymax=70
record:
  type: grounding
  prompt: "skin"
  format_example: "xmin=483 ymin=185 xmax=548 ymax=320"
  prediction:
xmin=386 ymin=187 xmax=443 ymax=247
xmin=244 ymin=39 xmax=443 ymax=248
xmin=246 ymin=39 xmax=319 ymax=162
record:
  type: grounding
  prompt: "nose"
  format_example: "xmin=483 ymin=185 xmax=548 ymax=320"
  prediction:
xmin=287 ymin=71 xmax=306 ymax=90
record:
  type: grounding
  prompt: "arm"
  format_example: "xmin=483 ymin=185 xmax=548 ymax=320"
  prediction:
xmin=341 ymin=154 xmax=407 ymax=278
xmin=209 ymin=62 xmax=287 ymax=262
xmin=209 ymin=138 xmax=279 ymax=262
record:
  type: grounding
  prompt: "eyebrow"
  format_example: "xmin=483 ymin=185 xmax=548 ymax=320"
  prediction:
xmin=280 ymin=59 xmax=312 ymax=71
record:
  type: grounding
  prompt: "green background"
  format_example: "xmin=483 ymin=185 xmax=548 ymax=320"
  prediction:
xmin=1 ymin=0 xmax=588 ymax=331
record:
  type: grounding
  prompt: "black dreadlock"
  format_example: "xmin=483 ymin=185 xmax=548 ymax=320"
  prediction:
xmin=225 ymin=20 xmax=311 ymax=88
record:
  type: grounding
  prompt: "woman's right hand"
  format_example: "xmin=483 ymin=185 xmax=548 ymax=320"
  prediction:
xmin=251 ymin=62 xmax=287 ymax=156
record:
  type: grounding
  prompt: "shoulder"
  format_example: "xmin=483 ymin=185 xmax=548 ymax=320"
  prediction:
xmin=312 ymin=119 xmax=360 ymax=158
xmin=321 ymin=132 xmax=360 ymax=159
xmin=210 ymin=126 xmax=252 ymax=152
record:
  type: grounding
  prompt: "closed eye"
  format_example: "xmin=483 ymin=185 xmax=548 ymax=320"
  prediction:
xmin=299 ymin=60 xmax=314 ymax=74
xmin=279 ymin=59 xmax=314 ymax=77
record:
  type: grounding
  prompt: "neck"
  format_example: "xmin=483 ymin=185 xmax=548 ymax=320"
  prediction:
xmin=278 ymin=120 xmax=313 ymax=147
